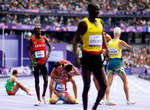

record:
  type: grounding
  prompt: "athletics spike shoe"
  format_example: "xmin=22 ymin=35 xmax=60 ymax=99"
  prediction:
xmin=99 ymin=99 xmax=105 ymax=105
xmin=75 ymin=98 xmax=79 ymax=104
xmin=127 ymin=101 xmax=136 ymax=105
xmin=42 ymin=95 xmax=47 ymax=104
xmin=105 ymin=101 xmax=116 ymax=106
xmin=34 ymin=100 xmax=41 ymax=106
xmin=48 ymin=98 xmax=51 ymax=104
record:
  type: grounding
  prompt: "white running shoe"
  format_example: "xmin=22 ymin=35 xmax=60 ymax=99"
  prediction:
xmin=34 ymin=100 xmax=41 ymax=106
xmin=75 ymin=98 xmax=79 ymax=104
xmin=127 ymin=101 xmax=136 ymax=105
xmin=42 ymin=96 xmax=47 ymax=104
xmin=105 ymin=101 xmax=116 ymax=106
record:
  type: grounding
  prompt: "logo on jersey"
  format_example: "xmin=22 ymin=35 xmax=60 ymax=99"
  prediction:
xmin=34 ymin=44 xmax=46 ymax=48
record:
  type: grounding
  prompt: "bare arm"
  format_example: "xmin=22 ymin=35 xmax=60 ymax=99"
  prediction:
xmin=99 ymin=19 xmax=110 ymax=57
xmin=49 ymin=69 xmax=62 ymax=98
xmin=49 ymin=78 xmax=62 ymax=97
xmin=45 ymin=38 xmax=52 ymax=61
xmin=27 ymin=39 xmax=33 ymax=62
xmin=72 ymin=65 xmax=80 ymax=75
xmin=105 ymin=33 xmax=112 ymax=42
xmin=73 ymin=21 xmax=87 ymax=68
xmin=70 ymin=77 xmax=77 ymax=99
xmin=119 ymin=40 xmax=131 ymax=49
xmin=102 ymin=32 xmax=110 ymax=58
xmin=11 ymin=76 xmax=21 ymax=85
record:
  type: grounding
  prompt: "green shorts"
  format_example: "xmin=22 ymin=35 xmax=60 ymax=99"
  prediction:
xmin=108 ymin=66 xmax=125 ymax=76
xmin=108 ymin=58 xmax=125 ymax=76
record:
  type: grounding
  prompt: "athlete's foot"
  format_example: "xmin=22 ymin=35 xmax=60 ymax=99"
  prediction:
xmin=27 ymin=91 xmax=33 ymax=96
xmin=34 ymin=100 xmax=41 ymax=106
xmin=105 ymin=101 xmax=116 ymax=106
xmin=42 ymin=95 xmax=47 ymax=104
xmin=127 ymin=101 xmax=136 ymax=105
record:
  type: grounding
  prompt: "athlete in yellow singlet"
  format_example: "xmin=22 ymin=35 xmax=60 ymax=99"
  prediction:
xmin=73 ymin=3 xmax=108 ymax=110
xmin=105 ymin=27 xmax=136 ymax=105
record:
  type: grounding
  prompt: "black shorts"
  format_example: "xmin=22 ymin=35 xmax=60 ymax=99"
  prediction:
xmin=81 ymin=52 xmax=103 ymax=71
xmin=33 ymin=63 xmax=48 ymax=76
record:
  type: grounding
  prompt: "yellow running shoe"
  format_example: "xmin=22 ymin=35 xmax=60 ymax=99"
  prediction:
xmin=48 ymin=97 xmax=52 ymax=104
xmin=75 ymin=98 xmax=79 ymax=104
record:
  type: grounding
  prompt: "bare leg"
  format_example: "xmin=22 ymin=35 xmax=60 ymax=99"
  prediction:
xmin=65 ymin=94 xmax=78 ymax=104
xmin=82 ymin=68 xmax=91 ymax=110
xmin=41 ymin=64 xmax=48 ymax=96
xmin=119 ymin=74 xmax=129 ymax=101
xmin=93 ymin=75 xmax=105 ymax=104
xmin=105 ymin=74 xmax=114 ymax=102
xmin=11 ymin=84 xmax=19 ymax=94
xmin=42 ymin=74 xmax=48 ymax=96
xmin=11 ymin=83 xmax=30 ymax=94
xmin=34 ymin=71 xmax=40 ymax=101
xmin=93 ymin=76 xmax=99 ymax=90
xmin=92 ymin=67 xmax=107 ymax=110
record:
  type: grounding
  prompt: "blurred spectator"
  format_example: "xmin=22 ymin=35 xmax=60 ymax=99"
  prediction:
xmin=1 ymin=0 xmax=150 ymax=12
xmin=1 ymin=13 xmax=150 ymax=27
xmin=123 ymin=46 xmax=150 ymax=68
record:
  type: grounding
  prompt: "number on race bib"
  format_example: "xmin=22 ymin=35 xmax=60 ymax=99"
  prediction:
xmin=89 ymin=35 xmax=102 ymax=47
xmin=35 ymin=51 xmax=45 ymax=58
xmin=109 ymin=48 xmax=118 ymax=55
xmin=56 ymin=84 xmax=65 ymax=91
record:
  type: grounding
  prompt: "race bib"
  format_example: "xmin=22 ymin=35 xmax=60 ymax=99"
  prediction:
xmin=89 ymin=35 xmax=102 ymax=47
xmin=56 ymin=83 xmax=65 ymax=92
xmin=109 ymin=48 xmax=118 ymax=55
xmin=35 ymin=51 xmax=45 ymax=58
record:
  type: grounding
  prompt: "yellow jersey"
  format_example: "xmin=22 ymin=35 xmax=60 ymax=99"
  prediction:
xmin=108 ymin=39 xmax=122 ymax=59
xmin=82 ymin=17 xmax=103 ymax=55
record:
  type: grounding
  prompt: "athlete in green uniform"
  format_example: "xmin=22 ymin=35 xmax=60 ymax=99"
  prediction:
xmin=105 ymin=27 xmax=135 ymax=105
xmin=5 ymin=70 xmax=32 ymax=95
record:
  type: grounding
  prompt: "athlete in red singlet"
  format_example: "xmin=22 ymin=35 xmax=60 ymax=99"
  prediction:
xmin=27 ymin=26 xmax=51 ymax=106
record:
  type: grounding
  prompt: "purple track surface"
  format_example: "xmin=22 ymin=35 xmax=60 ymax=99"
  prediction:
xmin=0 ymin=75 xmax=150 ymax=110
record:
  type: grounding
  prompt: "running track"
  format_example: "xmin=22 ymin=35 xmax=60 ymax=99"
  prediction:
xmin=0 ymin=75 xmax=150 ymax=110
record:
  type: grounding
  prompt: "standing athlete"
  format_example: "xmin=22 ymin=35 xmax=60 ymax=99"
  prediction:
xmin=105 ymin=27 xmax=135 ymax=105
xmin=73 ymin=3 xmax=108 ymax=110
xmin=93 ymin=32 xmax=111 ymax=105
xmin=27 ymin=26 xmax=51 ymax=105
